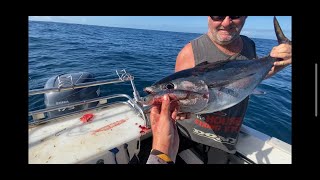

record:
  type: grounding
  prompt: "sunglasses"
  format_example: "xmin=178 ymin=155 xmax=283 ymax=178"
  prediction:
xmin=210 ymin=16 xmax=242 ymax=21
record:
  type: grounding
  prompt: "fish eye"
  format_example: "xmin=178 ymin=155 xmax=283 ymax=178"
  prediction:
xmin=164 ymin=83 xmax=174 ymax=90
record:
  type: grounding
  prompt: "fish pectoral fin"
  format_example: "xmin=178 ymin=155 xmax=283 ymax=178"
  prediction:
xmin=208 ymin=72 xmax=256 ymax=88
xmin=217 ymin=87 xmax=239 ymax=98
xmin=208 ymin=80 xmax=234 ymax=88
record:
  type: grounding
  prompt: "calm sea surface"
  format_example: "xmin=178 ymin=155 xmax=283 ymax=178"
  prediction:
xmin=28 ymin=21 xmax=292 ymax=144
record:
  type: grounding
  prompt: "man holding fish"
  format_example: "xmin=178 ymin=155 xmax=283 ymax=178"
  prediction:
xmin=146 ymin=16 xmax=291 ymax=164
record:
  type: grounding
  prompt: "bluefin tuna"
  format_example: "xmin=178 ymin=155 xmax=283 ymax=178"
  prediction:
xmin=140 ymin=16 xmax=291 ymax=114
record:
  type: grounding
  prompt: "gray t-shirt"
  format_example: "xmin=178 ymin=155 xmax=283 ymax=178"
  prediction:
xmin=177 ymin=34 xmax=257 ymax=154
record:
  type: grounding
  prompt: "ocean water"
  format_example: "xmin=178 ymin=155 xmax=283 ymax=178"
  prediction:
xmin=28 ymin=21 xmax=292 ymax=144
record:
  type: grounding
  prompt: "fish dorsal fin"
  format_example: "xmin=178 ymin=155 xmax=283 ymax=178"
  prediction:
xmin=195 ymin=61 xmax=210 ymax=67
xmin=195 ymin=59 xmax=232 ymax=69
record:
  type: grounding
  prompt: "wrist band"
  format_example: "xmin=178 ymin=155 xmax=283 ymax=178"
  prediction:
xmin=150 ymin=149 xmax=174 ymax=164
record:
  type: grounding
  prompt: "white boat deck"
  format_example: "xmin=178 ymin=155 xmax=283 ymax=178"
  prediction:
xmin=29 ymin=101 xmax=291 ymax=164
xmin=236 ymin=125 xmax=291 ymax=164
xmin=29 ymin=102 xmax=147 ymax=164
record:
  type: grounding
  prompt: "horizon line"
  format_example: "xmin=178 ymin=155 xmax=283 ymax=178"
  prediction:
xmin=29 ymin=20 xmax=287 ymax=41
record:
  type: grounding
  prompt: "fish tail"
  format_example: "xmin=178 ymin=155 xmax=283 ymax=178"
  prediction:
xmin=274 ymin=16 xmax=291 ymax=45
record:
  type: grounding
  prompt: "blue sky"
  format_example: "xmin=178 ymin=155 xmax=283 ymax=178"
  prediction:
xmin=29 ymin=16 xmax=291 ymax=40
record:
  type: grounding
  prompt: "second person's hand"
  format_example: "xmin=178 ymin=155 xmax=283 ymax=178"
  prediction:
xmin=150 ymin=94 xmax=179 ymax=162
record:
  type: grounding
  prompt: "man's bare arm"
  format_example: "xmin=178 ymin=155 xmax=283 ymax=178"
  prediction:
xmin=175 ymin=43 xmax=195 ymax=72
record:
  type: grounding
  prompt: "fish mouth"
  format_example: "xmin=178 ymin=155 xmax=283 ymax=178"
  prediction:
xmin=143 ymin=87 xmax=155 ymax=94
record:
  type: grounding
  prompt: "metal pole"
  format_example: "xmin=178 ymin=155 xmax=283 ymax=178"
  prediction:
xmin=29 ymin=78 xmax=128 ymax=96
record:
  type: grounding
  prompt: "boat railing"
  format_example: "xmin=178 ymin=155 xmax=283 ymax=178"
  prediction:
xmin=28 ymin=69 xmax=149 ymax=128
